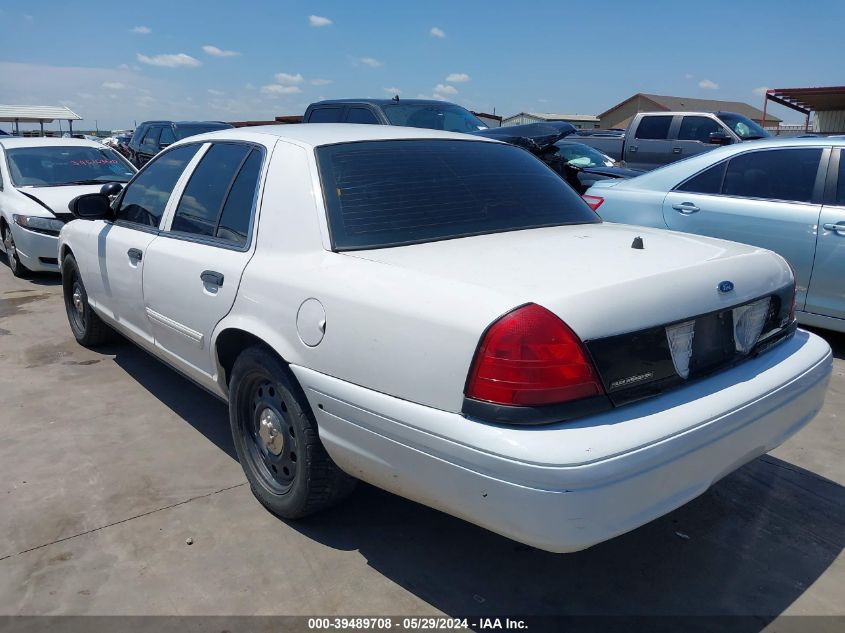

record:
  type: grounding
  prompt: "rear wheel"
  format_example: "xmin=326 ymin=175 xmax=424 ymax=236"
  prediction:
xmin=62 ymin=254 xmax=113 ymax=346
xmin=2 ymin=223 xmax=30 ymax=279
xmin=229 ymin=346 xmax=356 ymax=518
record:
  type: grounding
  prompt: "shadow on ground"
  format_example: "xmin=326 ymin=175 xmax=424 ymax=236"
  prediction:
xmin=108 ymin=333 xmax=844 ymax=631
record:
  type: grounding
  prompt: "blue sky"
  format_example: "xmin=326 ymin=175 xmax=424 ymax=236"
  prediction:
xmin=1 ymin=0 xmax=841 ymax=131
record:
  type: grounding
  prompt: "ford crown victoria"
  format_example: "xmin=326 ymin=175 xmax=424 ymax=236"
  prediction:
xmin=59 ymin=125 xmax=831 ymax=552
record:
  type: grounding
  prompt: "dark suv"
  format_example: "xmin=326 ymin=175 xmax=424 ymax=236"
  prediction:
xmin=303 ymin=99 xmax=490 ymax=133
xmin=128 ymin=120 xmax=233 ymax=167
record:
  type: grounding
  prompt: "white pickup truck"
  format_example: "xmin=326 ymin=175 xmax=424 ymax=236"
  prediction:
xmin=576 ymin=111 xmax=770 ymax=171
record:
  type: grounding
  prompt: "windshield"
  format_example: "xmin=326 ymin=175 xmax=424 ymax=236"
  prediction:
xmin=554 ymin=142 xmax=615 ymax=168
xmin=175 ymin=123 xmax=233 ymax=139
xmin=716 ymin=113 xmax=769 ymax=140
xmin=7 ymin=145 xmax=135 ymax=187
xmin=382 ymin=104 xmax=488 ymax=133
xmin=317 ymin=139 xmax=599 ymax=250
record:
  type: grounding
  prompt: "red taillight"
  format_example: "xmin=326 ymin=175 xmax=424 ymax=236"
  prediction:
xmin=582 ymin=194 xmax=604 ymax=212
xmin=465 ymin=304 xmax=605 ymax=407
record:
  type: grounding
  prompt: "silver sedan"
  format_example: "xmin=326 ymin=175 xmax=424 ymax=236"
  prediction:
xmin=586 ymin=137 xmax=845 ymax=333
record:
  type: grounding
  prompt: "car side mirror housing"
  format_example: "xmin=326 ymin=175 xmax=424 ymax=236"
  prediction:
xmin=100 ymin=182 xmax=124 ymax=197
xmin=69 ymin=193 xmax=115 ymax=221
xmin=708 ymin=132 xmax=733 ymax=145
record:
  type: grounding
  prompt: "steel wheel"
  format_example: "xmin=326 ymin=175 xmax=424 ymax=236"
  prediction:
xmin=67 ymin=272 xmax=88 ymax=334
xmin=3 ymin=225 xmax=24 ymax=276
xmin=239 ymin=374 xmax=300 ymax=494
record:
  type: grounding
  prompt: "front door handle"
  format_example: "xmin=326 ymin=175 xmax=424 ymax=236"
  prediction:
xmin=127 ymin=248 xmax=143 ymax=261
xmin=823 ymin=222 xmax=845 ymax=235
xmin=672 ymin=202 xmax=700 ymax=214
xmin=672 ymin=147 xmax=682 ymax=154
xmin=628 ymin=146 xmax=638 ymax=153
xmin=201 ymin=270 xmax=224 ymax=286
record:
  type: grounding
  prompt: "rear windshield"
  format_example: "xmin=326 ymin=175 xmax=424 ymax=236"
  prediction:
xmin=316 ymin=139 xmax=599 ymax=250
xmin=175 ymin=123 xmax=233 ymax=139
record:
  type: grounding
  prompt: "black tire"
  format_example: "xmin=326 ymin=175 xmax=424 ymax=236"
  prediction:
xmin=2 ymin=223 xmax=31 ymax=279
xmin=229 ymin=345 xmax=356 ymax=518
xmin=62 ymin=254 xmax=113 ymax=347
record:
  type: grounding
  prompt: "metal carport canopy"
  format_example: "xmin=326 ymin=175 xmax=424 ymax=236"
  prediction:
xmin=764 ymin=86 xmax=845 ymax=115
xmin=0 ymin=104 xmax=82 ymax=135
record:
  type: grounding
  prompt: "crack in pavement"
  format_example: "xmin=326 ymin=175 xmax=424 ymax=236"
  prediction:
xmin=0 ymin=482 xmax=248 ymax=562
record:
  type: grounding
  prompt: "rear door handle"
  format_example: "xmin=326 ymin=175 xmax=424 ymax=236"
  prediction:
xmin=127 ymin=248 xmax=142 ymax=261
xmin=823 ymin=222 xmax=845 ymax=235
xmin=628 ymin=146 xmax=638 ymax=153
xmin=672 ymin=147 xmax=682 ymax=154
xmin=672 ymin=202 xmax=700 ymax=214
xmin=201 ymin=270 xmax=224 ymax=286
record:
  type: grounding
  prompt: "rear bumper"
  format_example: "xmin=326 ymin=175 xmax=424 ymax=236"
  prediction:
xmin=291 ymin=330 xmax=831 ymax=553
xmin=9 ymin=224 xmax=60 ymax=272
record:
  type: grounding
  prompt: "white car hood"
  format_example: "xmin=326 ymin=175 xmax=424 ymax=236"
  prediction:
xmin=345 ymin=223 xmax=793 ymax=340
xmin=12 ymin=184 xmax=106 ymax=217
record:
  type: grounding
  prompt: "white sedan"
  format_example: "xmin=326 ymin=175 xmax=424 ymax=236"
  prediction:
xmin=0 ymin=137 xmax=136 ymax=277
xmin=59 ymin=125 xmax=831 ymax=553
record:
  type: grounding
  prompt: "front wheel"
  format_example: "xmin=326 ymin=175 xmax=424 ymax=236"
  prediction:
xmin=2 ymin=224 xmax=30 ymax=278
xmin=229 ymin=346 xmax=356 ymax=518
xmin=62 ymin=254 xmax=113 ymax=346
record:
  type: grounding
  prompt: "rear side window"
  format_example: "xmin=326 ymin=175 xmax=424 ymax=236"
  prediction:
xmin=723 ymin=148 xmax=822 ymax=203
xmin=171 ymin=143 xmax=261 ymax=246
xmin=346 ymin=108 xmax=379 ymax=124
xmin=317 ymin=140 xmax=599 ymax=250
xmin=309 ymin=108 xmax=342 ymax=123
xmin=678 ymin=116 xmax=724 ymax=143
xmin=116 ymin=144 xmax=200 ymax=227
xmin=635 ymin=116 xmax=671 ymax=140
xmin=676 ymin=162 xmax=727 ymax=194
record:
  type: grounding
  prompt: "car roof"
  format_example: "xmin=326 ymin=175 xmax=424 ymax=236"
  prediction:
xmin=174 ymin=123 xmax=500 ymax=149
xmin=137 ymin=120 xmax=231 ymax=126
xmin=0 ymin=137 xmax=106 ymax=150
xmin=309 ymin=98 xmax=457 ymax=107
xmin=618 ymin=136 xmax=845 ymax=191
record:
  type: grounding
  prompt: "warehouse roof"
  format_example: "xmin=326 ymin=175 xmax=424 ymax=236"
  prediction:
xmin=505 ymin=112 xmax=600 ymax=122
xmin=0 ymin=104 xmax=82 ymax=123
xmin=599 ymin=93 xmax=781 ymax=124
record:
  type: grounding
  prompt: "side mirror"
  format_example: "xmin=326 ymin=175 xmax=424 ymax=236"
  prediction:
xmin=69 ymin=193 xmax=114 ymax=221
xmin=100 ymin=182 xmax=124 ymax=197
xmin=159 ymin=143 xmax=170 ymax=150
xmin=708 ymin=132 xmax=733 ymax=146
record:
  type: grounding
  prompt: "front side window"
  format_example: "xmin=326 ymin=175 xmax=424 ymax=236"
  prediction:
xmin=6 ymin=146 xmax=135 ymax=187
xmin=553 ymin=142 xmax=615 ymax=168
xmin=716 ymin=113 xmax=769 ymax=140
xmin=678 ymin=116 xmax=724 ymax=143
xmin=634 ymin=116 xmax=672 ymax=140
xmin=837 ymin=150 xmax=845 ymax=206
xmin=116 ymin=144 xmax=200 ymax=227
xmin=723 ymin=148 xmax=822 ymax=203
xmin=142 ymin=127 xmax=162 ymax=148
xmin=317 ymin=140 xmax=599 ymax=251
xmin=171 ymin=143 xmax=261 ymax=246
xmin=159 ymin=126 xmax=176 ymax=147
xmin=346 ymin=108 xmax=380 ymax=124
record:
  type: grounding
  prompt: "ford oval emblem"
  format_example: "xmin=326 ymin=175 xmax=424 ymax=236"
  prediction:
xmin=718 ymin=281 xmax=735 ymax=293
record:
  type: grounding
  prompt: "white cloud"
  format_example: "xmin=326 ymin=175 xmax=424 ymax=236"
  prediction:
xmin=434 ymin=83 xmax=458 ymax=96
xmin=275 ymin=72 xmax=304 ymax=84
xmin=260 ymin=84 xmax=302 ymax=95
xmin=207 ymin=89 xmax=225 ymax=96
xmin=383 ymin=87 xmax=401 ymax=95
xmin=102 ymin=82 xmax=126 ymax=90
xmin=359 ymin=57 xmax=383 ymax=68
xmin=753 ymin=86 xmax=770 ymax=97
xmin=131 ymin=26 xmax=151 ymax=34
xmin=698 ymin=79 xmax=719 ymax=90
xmin=446 ymin=73 xmax=470 ymax=83
xmin=309 ymin=15 xmax=333 ymax=27
xmin=684 ymin=73 xmax=694 ymax=79
xmin=430 ymin=27 xmax=446 ymax=38
xmin=202 ymin=45 xmax=241 ymax=58
xmin=137 ymin=53 xmax=201 ymax=68
xmin=538 ymin=98 xmax=548 ymax=103
xmin=310 ymin=78 xmax=332 ymax=86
